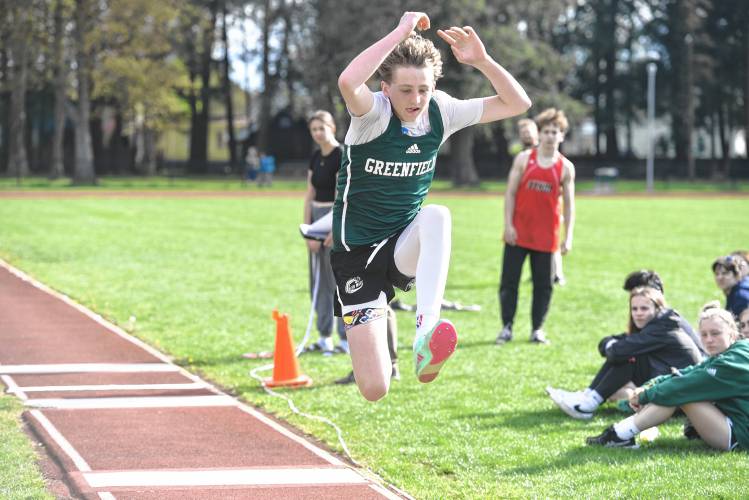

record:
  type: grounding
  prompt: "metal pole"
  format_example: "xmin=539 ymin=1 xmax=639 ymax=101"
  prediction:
xmin=646 ymin=62 xmax=657 ymax=192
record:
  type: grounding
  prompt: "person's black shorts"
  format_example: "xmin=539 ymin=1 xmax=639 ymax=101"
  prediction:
xmin=331 ymin=229 xmax=414 ymax=317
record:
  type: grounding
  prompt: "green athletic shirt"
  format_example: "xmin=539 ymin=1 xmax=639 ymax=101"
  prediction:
xmin=640 ymin=339 xmax=749 ymax=450
xmin=332 ymin=98 xmax=444 ymax=251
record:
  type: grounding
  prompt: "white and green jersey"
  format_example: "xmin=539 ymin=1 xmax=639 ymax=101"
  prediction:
xmin=333 ymin=91 xmax=482 ymax=251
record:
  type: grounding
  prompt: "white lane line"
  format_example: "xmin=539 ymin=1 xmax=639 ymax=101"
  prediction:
xmin=0 ymin=363 xmax=179 ymax=374
xmin=370 ymin=483 xmax=410 ymax=500
xmin=84 ymin=467 xmax=368 ymax=488
xmin=28 ymin=410 xmax=91 ymax=472
xmin=1 ymin=260 xmax=395 ymax=491
xmin=98 ymin=493 xmax=116 ymax=500
xmin=16 ymin=382 xmax=208 ymax=393
xmin=24 ymin=395 xmax=236 ymax=409
xmin=1 ymin=375 xmax=28 ymax=400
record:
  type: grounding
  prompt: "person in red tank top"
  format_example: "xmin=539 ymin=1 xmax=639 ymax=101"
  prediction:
xmin=497 ymin=108 xmax=576 ymax=345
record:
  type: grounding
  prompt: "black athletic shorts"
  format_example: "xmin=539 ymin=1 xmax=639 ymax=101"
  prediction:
xmin=331 ymin=229 xmax=415 ymax=317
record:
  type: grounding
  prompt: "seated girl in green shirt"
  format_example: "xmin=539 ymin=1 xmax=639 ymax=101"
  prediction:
xmin=587 ymin=302 xmax=749 ymax=451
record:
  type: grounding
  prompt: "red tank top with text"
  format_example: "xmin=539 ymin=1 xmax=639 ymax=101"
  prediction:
xmin=513 ymin=148 xmax=563 ymax=252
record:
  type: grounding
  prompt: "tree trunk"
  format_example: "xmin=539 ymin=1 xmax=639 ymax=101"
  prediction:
xmin=195 ymin=5 xmax=217 ymax=173
xmin=72 ymin=0 xmax=95 ymax=184
xmin=8 ymin=11 xmax=30 ymax=179
xmin=450 ymin=128 xmax=479 ymax=187
xmin=593 ymin=54 xmax=602 ymax=157
xmin=143 ymin=127 xmax=157 ymax=176
xmin=671 ymin=0 xmax=695 ymax=177
xmin=50 ymin=0 xmax=67 ymax=179
xmin=685 ymin=34 xmax=695 ymax=179
xmin=717 ymin=96 xmax=729 ymax=178
xmin=603 ymin=0 xmax=619 ymax=158
xmin=709 ymin=112 xmax=718 ymax=178
xmin=221 ymin=4 xmax=237 ymax=169
xmin=257 ymin=0 xmax=273 ymax=154
xmin=745 ymin=12 xmax=749 ymax=159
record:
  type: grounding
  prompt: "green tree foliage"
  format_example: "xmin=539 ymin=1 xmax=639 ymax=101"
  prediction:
xmin=93 ymin=0 xmax=187 ymax=174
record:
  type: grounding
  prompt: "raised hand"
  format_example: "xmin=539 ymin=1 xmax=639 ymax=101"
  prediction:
xmin=397 ymin=12 xmax=430 ymax=39
xmin=437 ymin=26 xmax=489 ymax=66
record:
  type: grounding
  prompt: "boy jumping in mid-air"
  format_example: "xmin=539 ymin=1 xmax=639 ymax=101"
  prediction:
xmin=332 ymin=11 xmax=531 ymax=401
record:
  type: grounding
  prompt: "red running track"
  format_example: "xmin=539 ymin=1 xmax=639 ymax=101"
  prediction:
xmin=0 ymin=261 xmax=404 ymax=499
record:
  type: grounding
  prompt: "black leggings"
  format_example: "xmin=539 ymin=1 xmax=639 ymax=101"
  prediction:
xmin=499 ymin=244 xmax=553 ymax=330
xmin=589 ymin=359 xmax=654 ymax=400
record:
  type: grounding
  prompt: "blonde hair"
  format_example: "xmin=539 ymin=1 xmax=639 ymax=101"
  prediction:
xmin=699 ymin=301 xmax=740 ymax=342
xmin=377 ymin=34 xmax=443 ymax=84
xmin=535 ymin=108 xmax=569 ymax=134
xmin=628 ymin=286 xmax=667 ymax=334
xmin=307 ymin=110 xmax=336 ymax=133
xmin=517 ymin=118 xmax=537 ymax=131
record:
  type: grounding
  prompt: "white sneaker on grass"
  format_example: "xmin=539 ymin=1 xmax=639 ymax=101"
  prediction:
xmin=547 ymin=386 xmax=593 ymax=420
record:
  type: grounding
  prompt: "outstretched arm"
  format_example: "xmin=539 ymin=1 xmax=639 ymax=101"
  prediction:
xmin=338 ymin=12 xmax=430 ymax=117
xmin=437 ymin=26 xmax=531 ymax=123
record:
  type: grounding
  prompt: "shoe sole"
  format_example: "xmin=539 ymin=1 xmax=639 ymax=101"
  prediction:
xmin=416 ymin=320 xmax=458 ymax=383
xmin=586 ymin=438 xmax=639 ymax=449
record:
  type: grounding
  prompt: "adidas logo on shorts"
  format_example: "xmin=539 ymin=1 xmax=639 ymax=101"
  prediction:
xmin=405 ymin=144 xmax=421 ymax=154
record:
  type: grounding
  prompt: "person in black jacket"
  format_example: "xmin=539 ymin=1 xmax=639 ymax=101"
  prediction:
xmin=622 ymin=270 xmax=705 ymax=353
xmin=587 ymin=302 xmax=749 ymax=450
xmin=547 ymin=286 xmax=703 ymax=419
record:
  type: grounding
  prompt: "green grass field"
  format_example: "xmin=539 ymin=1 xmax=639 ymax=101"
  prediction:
xmin=0 ymin=396 xmax=53 ymax=500
xmin=0 ymin=175 xmax=747 ymax=194
xmin=1 ymin=187 xmax=748 ymax=498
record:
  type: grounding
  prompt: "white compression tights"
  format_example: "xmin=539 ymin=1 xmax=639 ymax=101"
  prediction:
xmin=394 ymin=205 xmax=452 ymax=337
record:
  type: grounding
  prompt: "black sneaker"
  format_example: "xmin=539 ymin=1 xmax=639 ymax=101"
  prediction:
xmin=683 ymin=421 xmax=701 ymax=440
xmin=334 ymin=371 xmax=356 ymax=385
xmin=586 ymin=425 xmax=638 ymax=448
xmin=391 ymin=363 xmax=400 ymax=381
xmin=495 ymin=325 xmax=513 ymax=345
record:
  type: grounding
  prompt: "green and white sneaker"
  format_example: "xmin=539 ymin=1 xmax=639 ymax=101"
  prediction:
xmin=414 ymin=319 xmax=458 ymax=383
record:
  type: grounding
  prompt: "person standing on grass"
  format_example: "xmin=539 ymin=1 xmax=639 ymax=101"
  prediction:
xmin=516 ymin=118 xmax=538 ymax=150
xmin=497 ymin=108 xmax=575 ymax=345
xmin=302 ymin=111 xmax=348 ymax=355
xmin=587 ymin=302 xmax=749 ymax=450
xmin=332 ymin=11 xmax=531 ymax=401
xmin=514 ymin=118 xmax=566 ymax=287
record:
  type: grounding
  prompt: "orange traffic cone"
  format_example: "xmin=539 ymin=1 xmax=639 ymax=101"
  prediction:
xmin=264 ymin=310 xmax=312 ymax=388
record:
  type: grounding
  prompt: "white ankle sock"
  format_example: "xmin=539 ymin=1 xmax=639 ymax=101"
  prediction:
xmin=578 ymin=390 xmax=603 ymax=412
xmin=614 ymin=416 xmax=641 ymax=440
xmin=414 ymin=313 xmax=440 ymax=344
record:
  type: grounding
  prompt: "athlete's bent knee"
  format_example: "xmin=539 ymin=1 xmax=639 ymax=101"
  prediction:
xmin=358 ymin=380 xmax=389 ymax=402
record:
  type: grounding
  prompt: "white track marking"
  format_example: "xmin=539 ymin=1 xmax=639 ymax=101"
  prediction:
xmin=98 ymin=493 xmax=116 ymax=500
xmin=84 ymin=468 xmax=368 ymax=488
xmin=24 ymin=395 xmax=236 ymax=409
xmin=0 ymin=364 xmax=179 ymax=374
xmin=0 ymin=260 xmax=398 ymax=495
xmin=370 ymin=483 xmax=410 ymax=500
xmin=28 ymin=410 xmax=91 ymax=472
xmin=16 ymin=383 xmax=207 ymax=393
xmin=1 ymin=375 xmax=27 ymax=400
